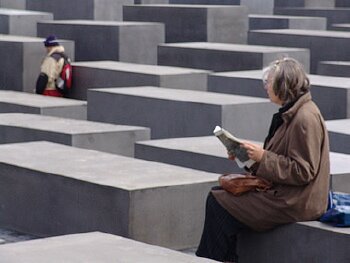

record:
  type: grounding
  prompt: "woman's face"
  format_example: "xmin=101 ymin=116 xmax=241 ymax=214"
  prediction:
xmin=264 ymin=74 xmax=284 ymax=105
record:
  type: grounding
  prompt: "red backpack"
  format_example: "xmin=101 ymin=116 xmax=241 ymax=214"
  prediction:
xmin=51 ymin=52 xmax=72 ymax=95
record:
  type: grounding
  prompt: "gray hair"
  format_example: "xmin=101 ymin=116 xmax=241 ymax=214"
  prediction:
xmin=263 ymin=57 xmax=310 ymax=104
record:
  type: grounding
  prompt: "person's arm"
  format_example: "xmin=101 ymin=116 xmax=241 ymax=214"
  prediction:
xmin=256 ymin=113 xmax=324 ymax=186
xmin=35 ymin=73 xmax=48 ymax=94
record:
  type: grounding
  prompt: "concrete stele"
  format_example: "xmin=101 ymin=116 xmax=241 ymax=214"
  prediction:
xmin=87 ymin=86 xmax=278 ymax=141
xmin=136 ymin=136 xmax=350 ymax=193
xmin=0 ymin=113 xmax=150 ymax=157
xmin=123 ymin=4 xmax=248 ymax=44
xmin=0 ymin=91 xmax=86 ymax=120
xmin=71 ymin=61 xmax=210 ymax=100
xmin=0 ymin=232 xmax=218 ymax=262
xmin=208 ymin=69 xmax=350 ymax=120
xmin=0 ymin=141 xmax=218 ymax=249
xmin=326 ymin=119 xmax=350 ymax=154
xmin=37 ymin=20 xmax=165 ymax=64
xmin=158 ymin=42 xmax=310 ymax=72
xmin=0 ymin=8 xmax=53 ymax=36
xmin=249 ymin=28 xmax=350 ymax=73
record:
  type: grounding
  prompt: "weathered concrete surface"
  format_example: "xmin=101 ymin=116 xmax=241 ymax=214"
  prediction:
xmin=71 ymin=61 xmax=209 ymax=100
xmin=208 ymin=70 xmax=350 ymax=120
xmin=0 ymin=8 xmax=52 ymax=36
xmin=332 ymin=23 xmax=350 ymax=31
xmin=87 ymin=86 xmax=278 ymax=141
xmin=275 ymin=0 xmax=336 ymax=7
xmin=158 ymin=42 xmax=310 ymax=72
xmin=238 ymin=221 xmax=350 ymax=263
xmin=168 ymin=0 xmax=274 ymax=14
xmin=0 ymin=113 xmax=150 ymax=157
xmin=0 ymin=0 xmax=134 ymax=20
xmin=274 ymin=7 xmax=350 ymax=29
xmin=0 ymin=35 xmax=74 ymax=93
xmin=0 ymin=141 xmax=218 ymax=249
xmin=330 ymin=152 xmax=350 ymax=193
xmin=37 ymin=20 xmax=165 ymax=64
xmin=135 ymin=0 xmax=169 ymax=3
xmin=0 ymin=232 xmax=218 ymax=262
xmin=248 ymin=29 xmax=350 ymax=73
xmin=249 ymin=14 xmax=326 ymax=30
xmin=0 ymin=0 xmax=27 ymax=9
xmin=318 ymin=60 xmax=350 ymax=77
xmin=0 ymin=91 xmax=87 ymax=120
xmin=123 ymin=4 xmax=248 ymax=44
xmin=326 ymin=119 xmax=350 ymax=154
xmin=135 ymin=136 xmax=256 ymax=174
xmin=135 ymin=136 xmax=350 ymax=193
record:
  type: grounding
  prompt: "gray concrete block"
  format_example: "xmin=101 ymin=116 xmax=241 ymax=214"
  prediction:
xmin=168 ymin=0 xmax=274 ymax=14
xmin=0 ymin=141 xmax=218 ymax=249
xmin=71 ymin=61 xmax=209 ymax=100
xmin=123 ymin=4 xmax=248 ymax=44
xmin=275 ymin=0 xmax=346 ymax=8
xmin=236 ymin=0 xmax=274 ymax=14
xmin=331 ymin=152 xmax=350 ymax=193
xmin=332 ymin=23 xmax=350 ymax=31
xmin=0 ymin=91 xmax=87 ymax=120
xmin=158 ymin=42 xmax=310 ymax=72
xmin=169 ymin=0 xmax=239 ymax=3
xmin=0 ymin=34 xmax=74 ymax=93
xmin=274 ymin=0 xmax=304 ymax=7
xmin=0 ymin=113 xmax=150 ymax=157
xmin=87 ymin=86 xmax=278 ymax=141
xmin=238 ymin=221 xmax=350 ymax=263
xmin=274 ymin=0 xmax=336 ymax=7
xmin=274 ymin=7 xmax=350 ymax=29
xmin=0 ymin=0 xmax=26 ymax=9
xmin=248 ymin=29 xmax=350 ymax=73
xmin=336 ymin=0 xmax=350 ymax=7
xmin=37 ymin=20 xmax=165 ymax=64
xmin=135 ymin=136 xmax=259 ymax=174
xmin=0 ymin=8 xmax=52 ymax=36
xmin=249 ymin=14 xmax=326 ymax=30
xmin=135 ymin=0 xmax=169 ymax=3
xmin=1 ymin=0 xmax=134 ymax=20
xmin=135 ymin=137 xmax=350 ymax=194
xmin=318 ymin=61 xmax=350 ymax=77
xmin=0 ymin=232 xmax=218 ymax=262
xmin=208 ymin=70 xmax=350 ymax=120
xmin=326 ymin=119 xmax=350 ymax=154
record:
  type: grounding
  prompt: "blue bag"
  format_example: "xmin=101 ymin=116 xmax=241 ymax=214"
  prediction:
xmin=319 ymin=191 xmax=350 ymax=227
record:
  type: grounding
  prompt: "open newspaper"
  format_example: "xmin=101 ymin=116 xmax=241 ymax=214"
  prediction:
xmin=213 ymin=126 xmax=256 ymax=169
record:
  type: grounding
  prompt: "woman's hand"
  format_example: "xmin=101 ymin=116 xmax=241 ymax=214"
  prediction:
xmin=241 ymin=141 xmax=265 ymax=162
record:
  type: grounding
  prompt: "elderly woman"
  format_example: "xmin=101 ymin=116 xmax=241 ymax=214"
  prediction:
xmin=196 ymin=57 xmax=330 ymax=263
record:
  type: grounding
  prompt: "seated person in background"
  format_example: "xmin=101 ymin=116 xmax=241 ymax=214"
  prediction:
xmin=36 ymin=35 xmax=67 ymax=97
xmin=196 ymin=57 xmax=330 ymax=263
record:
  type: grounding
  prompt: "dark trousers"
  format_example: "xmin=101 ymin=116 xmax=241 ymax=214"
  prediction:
xmin=196 ymin=190 xmax=248 ymax=262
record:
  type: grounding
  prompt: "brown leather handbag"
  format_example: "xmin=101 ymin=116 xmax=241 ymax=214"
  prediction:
xmin=219 ymin=174 xmax=272 ymax=196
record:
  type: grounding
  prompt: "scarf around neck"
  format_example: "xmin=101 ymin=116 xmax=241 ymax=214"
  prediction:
xmin=263 ymin=97 xmax=299 ymax=148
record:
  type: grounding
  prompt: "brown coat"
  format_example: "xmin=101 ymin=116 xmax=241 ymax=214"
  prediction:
xmin=212 ymin=92 xmax=330 ymax=231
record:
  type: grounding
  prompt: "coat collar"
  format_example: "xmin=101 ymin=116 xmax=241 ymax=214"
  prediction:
xmin=282 ymin=92 xmax=312 ymax=123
